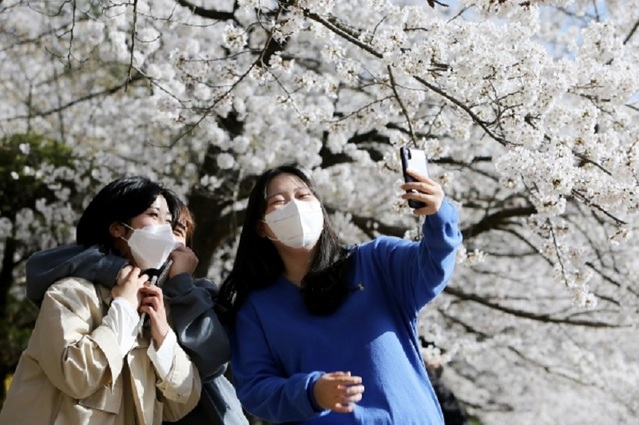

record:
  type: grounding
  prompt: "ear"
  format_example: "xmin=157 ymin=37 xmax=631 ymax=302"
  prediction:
xmin=256 ymin=220 xmax=267 ymax=238
xmin=109 ymin=222 xmax=126 ymax=239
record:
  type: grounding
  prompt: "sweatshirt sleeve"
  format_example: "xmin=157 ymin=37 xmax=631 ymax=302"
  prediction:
xmin=416 ymin=198 xmax=462 ymax=303
xmin=161 ymin=274 xmax=231 ymax=380
xmin=231 ymin=301 xmax=328 ymax=423
xmin=26 ymin=245 xmax=126 ymax=306
xmin=367 ymin=197 xmax=462 ymax=314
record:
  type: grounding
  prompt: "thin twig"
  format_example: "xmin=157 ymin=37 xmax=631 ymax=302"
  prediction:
xmin=387 ymin=65 xmax=417 ymax=145
xmin=126 ymin=0 xmax=139 ymax=91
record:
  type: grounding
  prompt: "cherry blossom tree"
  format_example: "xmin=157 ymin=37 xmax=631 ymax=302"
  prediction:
xmin=1 ymin=0 xmax=638 ymax=423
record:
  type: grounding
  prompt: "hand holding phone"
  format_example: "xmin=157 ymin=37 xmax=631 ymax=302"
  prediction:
xmin=400 ymin=147 xmax=429 ymax=209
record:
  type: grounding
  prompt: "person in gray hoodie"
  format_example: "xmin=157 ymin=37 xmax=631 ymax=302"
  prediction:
xmin=24 ymin=188 xmax=248 ymax=425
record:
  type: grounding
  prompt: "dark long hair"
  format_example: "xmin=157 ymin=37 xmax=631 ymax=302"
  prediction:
xmin=216 ymin=164 xmax=353 ymax=324
xmin=76 ymin=176 xmax=181 ymax=253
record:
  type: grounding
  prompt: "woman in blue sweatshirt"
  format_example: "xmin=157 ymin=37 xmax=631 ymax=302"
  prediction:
xmin=216 ymin=163 xmax=462 ymax=424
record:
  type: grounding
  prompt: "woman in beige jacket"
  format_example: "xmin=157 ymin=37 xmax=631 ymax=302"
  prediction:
xmin=0 ymin=176 xmax=201 ymax=425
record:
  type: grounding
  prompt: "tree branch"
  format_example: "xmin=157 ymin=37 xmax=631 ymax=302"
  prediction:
xmin=174 ymin=0 xmax=236 ymax=21
xmin=4 ymin=73 xmax=145 ymax=121
xmin=462 ymin=206 xmax=535 ymax=239
xmin=387 ymin=65 xmax=418 ymax=145
xmin=623 ymin=18 xmax=639 ymax=45
xmin=444 ymin=286 xmax=626 ymax=328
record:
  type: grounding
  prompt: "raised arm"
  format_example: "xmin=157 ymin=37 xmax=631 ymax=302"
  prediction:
xmin=35 ymin=277 xmax=127 ymax=399
xmin=26 ymin=244 xmax=126 ymax=306
xmin=414 ymin=197 xmax=462 ymax=303
xmin=366 ymin=197 xmax=462 ymax=313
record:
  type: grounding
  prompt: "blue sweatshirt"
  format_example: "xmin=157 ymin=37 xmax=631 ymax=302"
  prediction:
xmin=230 ymin=199 xmax=462 ymax=424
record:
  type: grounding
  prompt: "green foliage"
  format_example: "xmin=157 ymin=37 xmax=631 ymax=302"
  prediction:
xmin=0 ymin=291 xmax=36 ymax=366
xmin=0 ymin=291 xmax=38 ymax=410
xmin=0 ymin=133 xmax=77 ymax=408
xmin=0 ymin=133 xmax=74 ymax=218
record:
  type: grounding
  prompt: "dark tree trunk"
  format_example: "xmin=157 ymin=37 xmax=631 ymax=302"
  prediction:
xmin=0 ymin=237 xmax=17 ymax=319
xmin=188 ymin=112 xmax=251 ymax=278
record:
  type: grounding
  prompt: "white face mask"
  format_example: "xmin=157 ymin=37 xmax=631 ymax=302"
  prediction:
xmin=264 ymin=199 xmax=324 ymax=249
xmin=121 ymin=223 xmax=181 ymax=270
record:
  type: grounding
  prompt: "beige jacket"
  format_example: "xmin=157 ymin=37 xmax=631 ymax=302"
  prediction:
xmin=0 ymin=277 xmax=201 ymax=425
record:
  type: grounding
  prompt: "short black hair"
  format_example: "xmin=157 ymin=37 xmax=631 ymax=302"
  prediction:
xmin=76 ymin=176 xmax=171 ymax=250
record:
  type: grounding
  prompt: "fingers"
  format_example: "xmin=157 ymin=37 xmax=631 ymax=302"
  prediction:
xmin=334 ymin=382 xmax=365 ymax=410
xmin=314 ymin=372 xmax=365 ymax=413
xmin=168 ymin=246 xmax=199 ymax=277
xmin=139 ymin=284 xmax=164 ymax=314
xmin=112 ymin=266 xmax=149 ymax=309
xmin=331 ymin=403 xmax=356 ymax=413
xmin=326 ymin=371 xmax=362 ymax=385
xmin=138 ymin=284 xmax=170 ymax=347
xmin=117 ymin=265 xmax=148 ymax=286
xmin=168 ymin=244 xmax=190 ymax=257
xmin=401 ymin=170 xmax=439 ymax=192
xmin=404 ymin=167 xmax=429 ymax=181
xmin=400 ymin=171 xmax=444 ymax=214
xmin=402 ymin=193 xmax=443 ymax=213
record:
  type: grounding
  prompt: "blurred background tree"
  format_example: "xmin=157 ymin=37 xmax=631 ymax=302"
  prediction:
xmin=0 ymin=133 xmax=90 ymax=406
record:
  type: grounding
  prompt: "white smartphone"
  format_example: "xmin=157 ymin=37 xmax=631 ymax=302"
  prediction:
xmin=400 ymin=147 xmax=429 ymax=208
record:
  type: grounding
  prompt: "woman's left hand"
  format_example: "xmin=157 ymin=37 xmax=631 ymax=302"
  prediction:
xmin=400 ymin=169 xmax=444 ymax=216
xmin=139 ymin=283 xmax=171 ymax=348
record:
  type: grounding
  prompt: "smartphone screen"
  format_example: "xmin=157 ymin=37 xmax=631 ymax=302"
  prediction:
xmin=400 ymin=147 xmax=429 ymax=208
